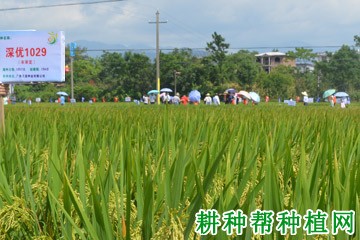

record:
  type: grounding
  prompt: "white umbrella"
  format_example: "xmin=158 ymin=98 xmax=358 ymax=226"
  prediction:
xmin=160 ymin=88 xmax=173 ymax=93
xmin=238 ymin=90 xmax=251 ymax=99
xmin=56 ymin=91 xmax=68 ymax=96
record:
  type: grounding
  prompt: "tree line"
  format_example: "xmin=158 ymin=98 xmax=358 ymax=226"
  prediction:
xmin=14 ymin=32 xmax=360 ymax=102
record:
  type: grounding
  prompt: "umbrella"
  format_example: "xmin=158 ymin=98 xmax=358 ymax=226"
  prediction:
xmin=147 ymin=89 xmax=159 ymax=95
xmin=301 ymin=91 xmax=308 ymax=96
xmin=334 ymin=92 xmax=349 ymax=97
xmin=188 ymin=90 xmax=201 ymax=103
xmin=238 ymin=90 xmax=251 ymax=99
xmin=249 ymin=92 xmax=260 ymax=103
xmin=323 ymin=89 xmax=336 ymax=98
xmin=56 ymin=91 xmax=68 ymax=96
xmin=225 ymin=88 xmax=237 ymax=94
xmin=160 ymin=88 xmax=173 ymax=93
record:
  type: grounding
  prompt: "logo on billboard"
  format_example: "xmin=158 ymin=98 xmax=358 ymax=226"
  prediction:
xmin=48 ymin=32 xmax=58 ymax=45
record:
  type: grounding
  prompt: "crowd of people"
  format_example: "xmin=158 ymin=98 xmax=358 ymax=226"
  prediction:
xmin=50 ymin=90 xmax=350 ymax=108
xmin=140 ymin=92 xmax=262 ymax=106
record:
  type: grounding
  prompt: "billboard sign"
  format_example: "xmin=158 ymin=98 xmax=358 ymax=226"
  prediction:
xmin=0 ymin=31 xmax=65 ymax=83
xmin=69 ymin=42 xmax=76 ymax=57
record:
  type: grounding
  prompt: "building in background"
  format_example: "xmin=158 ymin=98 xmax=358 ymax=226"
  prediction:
xmin=256 ymin=52 xmax=296 ymax=73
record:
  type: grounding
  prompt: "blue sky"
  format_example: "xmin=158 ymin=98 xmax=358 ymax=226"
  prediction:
xmin=0 ymin=0 xmax=359 ymax=52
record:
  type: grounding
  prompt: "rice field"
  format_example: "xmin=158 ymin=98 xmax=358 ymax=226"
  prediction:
xmin=0 ymin=102 xmax=359 ymax=239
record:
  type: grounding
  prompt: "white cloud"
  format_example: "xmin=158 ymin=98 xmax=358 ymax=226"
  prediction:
xmin=1 ymin=0 xmax=359 ymax=50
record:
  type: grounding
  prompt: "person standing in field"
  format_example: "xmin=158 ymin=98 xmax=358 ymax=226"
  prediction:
xmin=163 ymin=93 xmax=171 ymax=104
xmin=265 ymin=95 xmax=269 ymax=103
xmin=243 ymin=98 xmax=248 ymax=105
xmin=149 ymin=94 xmax=156 ymax=104
xmin=142 ymin=94 xmax=149 ymax=104
xmin=172 ymin=93 xmax=180 ymax=105
xmin=180 ymin=95 xmax=189 ymax=105
xmin=60 ymin=95 xmax=65 ymax=105
xmin=204 ymin=93 xmax=212 ymax=105
xmin=226 ymin=94 xmax=234 ymax=104
xmin=328 ymin=95 xmax=334 ymax=107
xmin=302 ymin=91 xmax=309 ymax=106
xmin=213 ymin=93 xmax=220 ymax=105
xmin=340 ymin=98 xmax=346 ymax=108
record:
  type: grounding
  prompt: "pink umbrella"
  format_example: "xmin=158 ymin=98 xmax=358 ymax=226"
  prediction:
xmin=238 ymin=90 xmax=251 ymax=99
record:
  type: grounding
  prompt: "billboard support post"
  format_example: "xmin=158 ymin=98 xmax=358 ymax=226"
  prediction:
xmin=0 ymin=84 xmax=9 ymax=135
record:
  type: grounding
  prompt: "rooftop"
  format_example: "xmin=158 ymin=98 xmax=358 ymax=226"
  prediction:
xmin=255 ymin=52 xmax=286 ymax=57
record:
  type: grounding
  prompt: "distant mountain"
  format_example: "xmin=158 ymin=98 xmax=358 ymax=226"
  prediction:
xmin=74 ymin=40 xmax=208 ymax=59
xmin=240 ymin=40 xmax=340 ymax=54
xmin=75 ymin=40 xmax=130 ymax=58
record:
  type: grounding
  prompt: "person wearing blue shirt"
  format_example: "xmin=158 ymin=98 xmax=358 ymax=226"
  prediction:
xmin=60 ymin=95 xmax=65 ymax=105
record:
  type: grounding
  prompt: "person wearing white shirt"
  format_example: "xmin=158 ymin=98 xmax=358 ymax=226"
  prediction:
xmin=213 ymin=94 xmax=220 ymax=105
xmin=204 ymin=93 xmax=212 ymax=105
xmin=172 ymin=93 xmax=180 ymax=105
xmin=142 ymin=94 xmax=149 ymax=104
xmin=149 ymin=94 xmax=156 ymax=104
xmin=302 ymin=91 xmax=309 ymax=106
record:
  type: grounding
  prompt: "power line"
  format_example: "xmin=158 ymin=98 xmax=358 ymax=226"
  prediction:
xmin=0 ymin=0 xmax=125 ymax=11
xmin=84 ymin=45 xmax=348 ymax=52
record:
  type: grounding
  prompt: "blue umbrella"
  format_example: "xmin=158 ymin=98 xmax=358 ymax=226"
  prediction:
xmin=334 ymin=92 xmax=349 ymax=97
xmin=225 ymin=88 xmax=237 ymax=94
xmin=189 ymin=90 xmax=201 ymax=103
xmin=147 ymin=89 xmax=159 ymax=95
xmin=249 ymin=92 xmax=260 ymax=103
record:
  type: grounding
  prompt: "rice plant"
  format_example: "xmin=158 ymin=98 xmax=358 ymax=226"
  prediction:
xmin=0 ymin=103 xmax=358 ymax=239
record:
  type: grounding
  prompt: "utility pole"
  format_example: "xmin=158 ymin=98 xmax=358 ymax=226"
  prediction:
xmin=71 ymin=56 xmax=74 ymax=100
xmin=174 ymin=70 xmax=180 ymax=95
xmin=149 ymin=11 xmax=167 ymax=104
xmin=69 ymin=42 xmax=76 ymax=102
xmin=317 ymin=70 xmax=321 ymax=100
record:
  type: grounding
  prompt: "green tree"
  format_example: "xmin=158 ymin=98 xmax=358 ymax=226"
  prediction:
xmin=224 ymin=50 xmax=263 ymax=90
xmin=159 ymin=48 xmax=205 ymax=95
xmin=74 ymin=83 xmax=100 ymax=101
xmin=286 ymin=48 xmax=318 ymax=97
xmin=98 ymin=52 xmax=127 ymax=97
xmin=293 ymin=71 xmax=317 ymax=98
xmin=205 ymin=32 xmax=230 ymax=85
xmin=71 ymin=58 xmax=101 ymax=84
xmin=353 ymin=35 xmax=360 ymax=46
xmin=286 ymin=47 xmax=317 ymax=61
xmin=315 ymin=45 xmax=360 ymax=92
xmin=122 ymin=52 xmax=154 ymax=99
xmin=262 ymin=65 xmax=296 ymax=99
